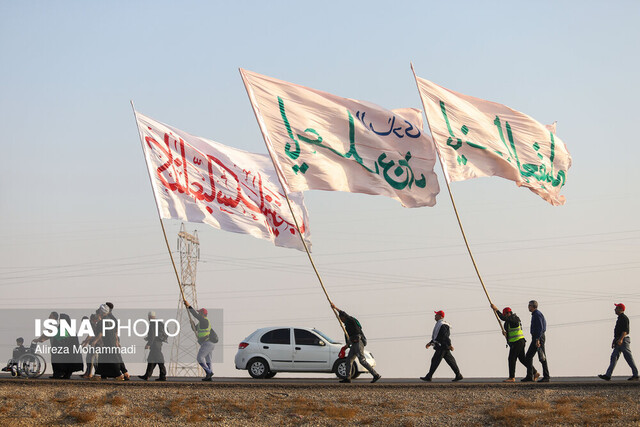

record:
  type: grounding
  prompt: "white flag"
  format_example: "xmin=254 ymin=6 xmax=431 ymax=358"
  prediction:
xmin=414 ymin=74 xmax=572 ymax=206
xmin=240 ymin=69 xmax=440 ymax=208
xmin=134 ymin=111 xmax=311 ymax=251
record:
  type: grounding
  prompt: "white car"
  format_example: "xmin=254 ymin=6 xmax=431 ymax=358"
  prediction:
xmin=234 ymin=327 xmax=376 ymax=379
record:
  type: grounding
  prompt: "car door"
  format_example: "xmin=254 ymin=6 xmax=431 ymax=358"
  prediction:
xmin=259 ymin=328 xmax=293 ymax=370
xmin=292 ymin=328 xmax=330 ymax=371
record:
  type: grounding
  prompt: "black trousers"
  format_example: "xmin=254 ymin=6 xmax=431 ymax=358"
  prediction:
xmin=525 ymin=334 xmax=549 ymax=378
xmin=427 ymin=348 xmax=460 ymax=377
xmin=508 ymin=339 xmax=534 ymax=378
xmin=143 ymin=362 xmax=166 ymax=379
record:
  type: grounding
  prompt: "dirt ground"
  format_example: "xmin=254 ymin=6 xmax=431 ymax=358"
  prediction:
xmin=0 ymin=378 xmax=639 ymax=426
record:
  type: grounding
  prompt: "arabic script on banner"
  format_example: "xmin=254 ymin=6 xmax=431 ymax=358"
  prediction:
xmin=144 ymin=128 xmax=303 ymax=238
xmin=277 ymin=97 xmax=428 ymax=192
xmin=438 ymin=101 xmax=566 ymax=190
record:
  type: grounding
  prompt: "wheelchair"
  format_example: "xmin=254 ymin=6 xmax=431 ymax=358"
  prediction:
xmin=2 ymin=342 xmax=47 ymax=378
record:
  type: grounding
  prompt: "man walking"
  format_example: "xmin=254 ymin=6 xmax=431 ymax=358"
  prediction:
xmin=138 ymin=311 xmax=167 ymax=381
xmin=524 ymin=300 xmax=550 ymax=382
xmin=331 ymin=303 xmax=381 ymax=383
xmin=420 ymin=310 xmax=463 ymax=382
xmin=185 ymin=301 xmax=218 ymax=381
xmin=491 ymin=304 xmax=538 ymax=382
xmin=599 ymin=303 xmax=639 ymax=381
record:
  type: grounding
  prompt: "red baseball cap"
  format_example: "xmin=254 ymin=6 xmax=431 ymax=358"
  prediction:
xmin=502 ymin=307 xmax=512 ymax=316
xmin=434 ymin=310 xmax=445 ymax=318
xmin=614 ymin=303 xmax=625 ymax=311
xmin=198 ymin=308 xmax=208 ymax=316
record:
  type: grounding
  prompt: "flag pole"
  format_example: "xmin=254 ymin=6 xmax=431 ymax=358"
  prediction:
xmin=130 ymin=101 xmax=197 ymax=333
xmin=409 ymin=65 xmax=505 ymax=335
xmin=238 ymin=70 xmax=349 ymax=341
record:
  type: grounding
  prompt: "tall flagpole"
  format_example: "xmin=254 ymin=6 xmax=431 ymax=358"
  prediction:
xmin=409 ymin=65 xmax=505 ymax=335
xmin=238 ymin=70 xmax=349 ymax=341
xmin=130 ymin=101 xmax=197 ymax=333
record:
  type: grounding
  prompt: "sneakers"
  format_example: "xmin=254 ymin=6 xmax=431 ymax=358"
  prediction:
xmin=533 ymin=372 xmax=540 ymax=381
xmin=452 ymin=374 xmax=463 ymax=382
xmin=503 ymin=378 xmax=516 ymax=383
xmin=155 ymin=377 xmax=167 ymax=382
xmin=520 ymin=377 xmax=534 ymax=382
xmin=371 ymin=374 xmax=381 ymax=383
xmin=538 ymin=377 xmax=550 ymax=383
xmin=339 ymin=378 xmax=351 ymax=383
xmin=598 ymin=374 xmax=611 ymax=381
xmin=137 ymin=375 xmax=148 ymax=381
xmin=202 ymin=372 xmax=213 ymax=382
xmin=420 ymin=376 xmax=432 ymax=382
xmin=628 ymin=376 xmax=639 ymax=381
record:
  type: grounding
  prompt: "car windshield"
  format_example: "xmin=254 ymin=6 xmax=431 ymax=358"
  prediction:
xmin=312 ymin=329 xmax=340 ymax=344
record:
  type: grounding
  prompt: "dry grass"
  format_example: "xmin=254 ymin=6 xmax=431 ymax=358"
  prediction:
xmin=110 ymin=395 xmax=126 ymax=406
xmin=125 ymin=407 xmax=143 ymax=418
xmin=1 ymin=381 xmax=639 ymax=425
xmin=51 ymin=395 xmax=78 ymax=406
xmin=67 ymin=410 xmax=97 ymax=424
xmin=376 ymin=399 xmax=406 ymax=410
xmin=286 ymin=397 xmax=318 ymax=416
xmin=186 ymin=412 xmax=205 ymax=423
xmin=486 ymin=395 xmax=631 ymax=426
xmin=323 ymin=405 xmax=359 ymax=419
xmin=281 ymin=396 xmax=359 ymax=420
xmin=167 ymin=398 xmax=188 ymax=416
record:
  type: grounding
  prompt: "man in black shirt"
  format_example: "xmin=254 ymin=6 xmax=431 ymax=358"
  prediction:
xmin=331 ymin=303 xmax=381 ymax=383
xmin=599 ymin=303 xmax=639 ymax=381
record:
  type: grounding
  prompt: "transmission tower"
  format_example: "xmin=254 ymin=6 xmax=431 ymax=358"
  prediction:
xmin=168 ymin=223 xmax=202 ymax=377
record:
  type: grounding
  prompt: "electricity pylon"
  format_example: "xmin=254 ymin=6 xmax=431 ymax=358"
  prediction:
xmin=168 ymin=223 xmax=202 ymax=377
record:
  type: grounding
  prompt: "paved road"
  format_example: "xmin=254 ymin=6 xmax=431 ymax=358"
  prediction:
xmin=2 ymin=373 xmax=639 ymax=386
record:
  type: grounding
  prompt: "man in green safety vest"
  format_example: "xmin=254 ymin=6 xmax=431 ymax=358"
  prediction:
xmin=184 ymin=301 xmax=217 ymax=381
xmin=491 ymin=304 xmax=538 ymax=383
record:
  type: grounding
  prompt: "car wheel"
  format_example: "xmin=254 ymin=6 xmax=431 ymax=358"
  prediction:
xmin=265 ymin=371 xmax=276 ymax=379
xmin=248 ymin=358 xmax=269 ymax=379
xmin=334 ymin=359 xmax=356 ymax=379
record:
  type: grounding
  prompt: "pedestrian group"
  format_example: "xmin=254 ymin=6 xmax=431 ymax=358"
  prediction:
xmin=4 ymin=300 xmax=638 ymax=383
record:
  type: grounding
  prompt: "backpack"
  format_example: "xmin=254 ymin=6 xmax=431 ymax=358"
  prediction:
xmin=353 ymin=317 xmax=367 ymax=346
xmin=157 ymin=322 xmax=169 ymax=343
xmin=209 ymin=329 xmax=219 ymax=343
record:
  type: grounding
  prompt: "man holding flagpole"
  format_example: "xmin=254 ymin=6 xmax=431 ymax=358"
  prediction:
xmin=185 ymin=301 xmax=217 ymax=382
xmin=331 ymin=303 xmax=381 ymax=384
xmin=491 ymin=304 xmax=538 ymax=382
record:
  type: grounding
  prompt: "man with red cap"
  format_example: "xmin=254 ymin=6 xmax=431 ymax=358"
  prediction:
xmin=420 ymin=310 xmax=463 ymax=382
xmin=184 ymin=301 xmax=218 ymax=381
xmin=491 ymin=304 xmax=538 ymax=382
xmin=599 ymin=303 xmax=639 ymax=381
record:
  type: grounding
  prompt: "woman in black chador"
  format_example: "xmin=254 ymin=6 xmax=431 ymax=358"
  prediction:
xmin=92 ymin=304 xmax=125 ymax=380
xmin=58 ymin=313 xmax=84 ymax=379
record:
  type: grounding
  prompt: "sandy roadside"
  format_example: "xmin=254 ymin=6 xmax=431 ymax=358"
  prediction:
xmin=0 ymin=379 xmax=639 ymax=425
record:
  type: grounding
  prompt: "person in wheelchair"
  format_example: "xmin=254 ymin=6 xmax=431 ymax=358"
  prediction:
xmin=2 ymin=337 xmax=28 ymax=376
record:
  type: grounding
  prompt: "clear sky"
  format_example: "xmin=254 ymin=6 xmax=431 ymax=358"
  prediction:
xmin=1 ymin=1 xmax=639 ymax=379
